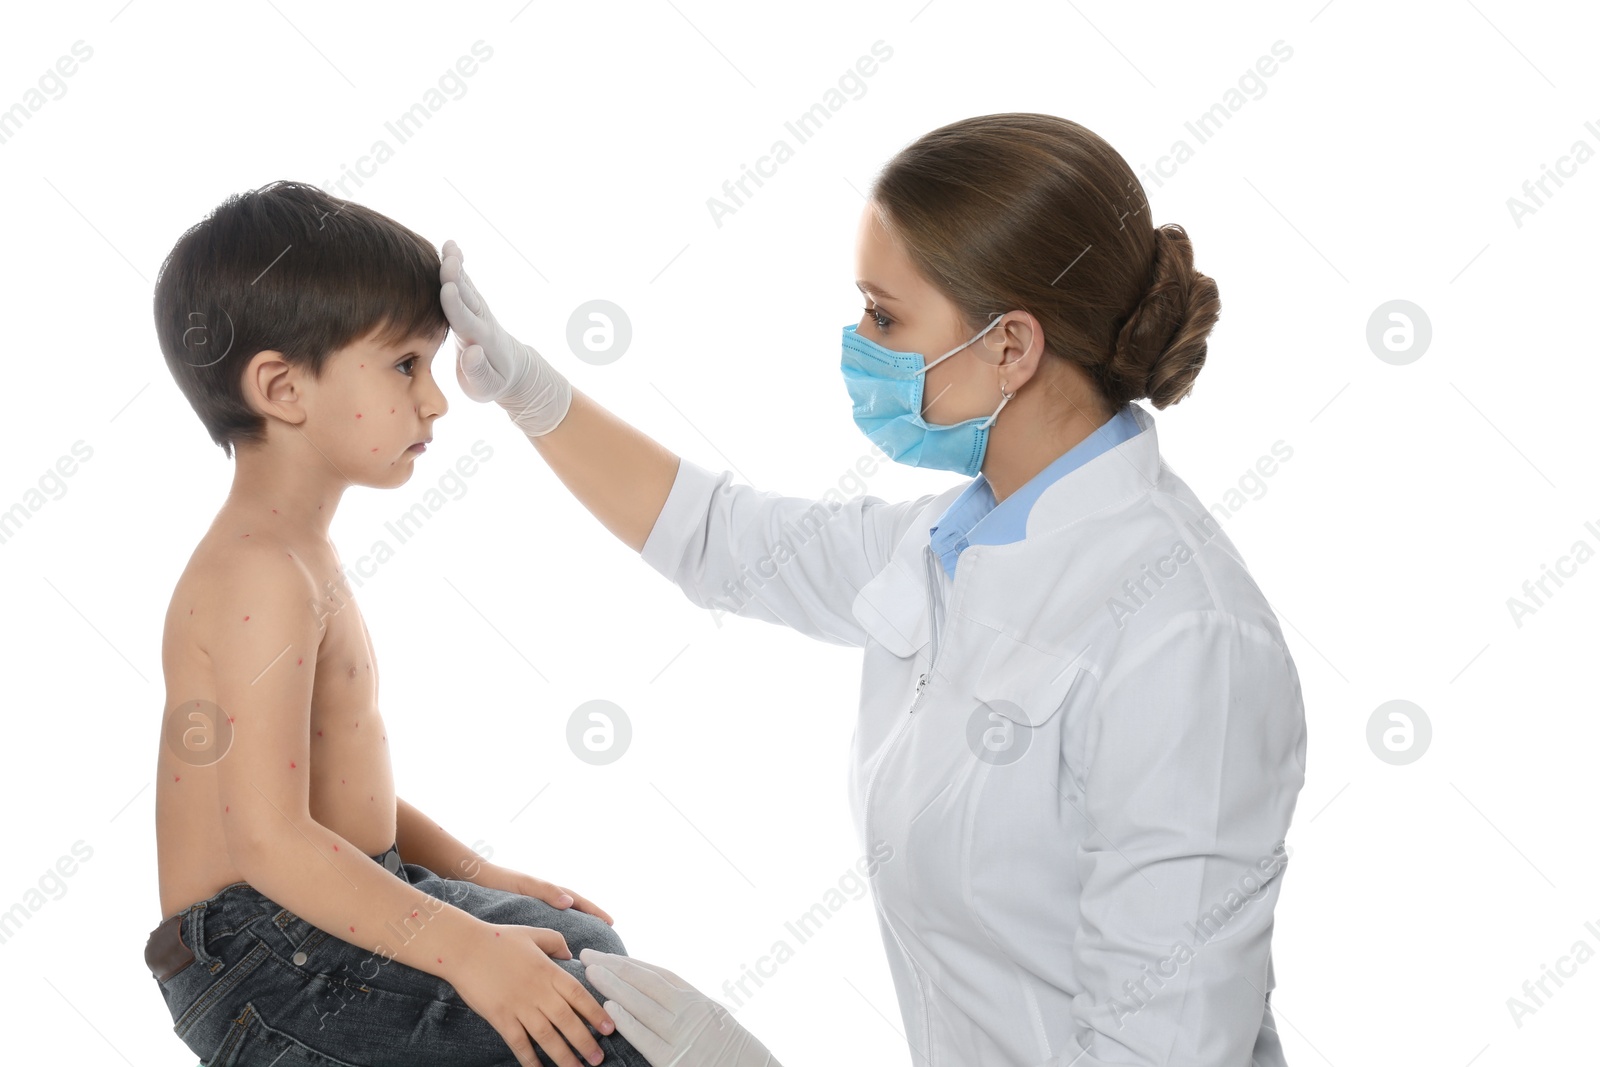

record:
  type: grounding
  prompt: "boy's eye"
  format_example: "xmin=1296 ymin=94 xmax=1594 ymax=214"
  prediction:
xmin=397 ymin=356 xmax=418 ymax=376
xmin=862 ymin=305 xmax=891 ymax=331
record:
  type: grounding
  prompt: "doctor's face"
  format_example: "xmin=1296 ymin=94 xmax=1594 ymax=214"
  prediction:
xmin=854 ymin=201 xmax=1009 ymax=426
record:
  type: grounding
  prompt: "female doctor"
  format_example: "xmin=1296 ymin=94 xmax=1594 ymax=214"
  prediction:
xmin=439 ymin=113 xmax=1307 ymax=1067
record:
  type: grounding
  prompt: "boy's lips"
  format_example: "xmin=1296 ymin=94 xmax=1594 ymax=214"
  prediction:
xmin=407 ymin=438 xmax=431 ymax=453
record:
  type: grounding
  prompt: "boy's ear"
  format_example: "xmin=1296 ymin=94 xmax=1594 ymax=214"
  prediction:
xmin=241 ymin=349 xmax=309 ymax=427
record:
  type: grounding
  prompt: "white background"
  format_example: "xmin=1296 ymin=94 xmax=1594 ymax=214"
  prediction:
xmin=1 ymin=1 xmax=1596 ymax=1064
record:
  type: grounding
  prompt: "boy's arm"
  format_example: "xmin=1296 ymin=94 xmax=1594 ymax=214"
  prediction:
xmin=210 ymin=546 xmax=496 ymax=980
xmin=395 ymin=794 xmax=487 ymax=881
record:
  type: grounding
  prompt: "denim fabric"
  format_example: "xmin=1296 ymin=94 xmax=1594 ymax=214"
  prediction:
xmin=149 ymin=843 xmax=649 ymax=1066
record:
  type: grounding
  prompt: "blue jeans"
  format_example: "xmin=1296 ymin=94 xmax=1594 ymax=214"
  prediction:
xmin=146 ymin=842 xmax=651 ymax=1067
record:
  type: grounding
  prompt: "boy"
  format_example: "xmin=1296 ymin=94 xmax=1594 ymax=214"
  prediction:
xmin=143 ymin=181 xmax=648 ymax=1067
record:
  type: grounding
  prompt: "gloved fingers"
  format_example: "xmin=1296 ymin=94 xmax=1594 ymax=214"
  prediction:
xmin=453 ymin=262 xmax=492 ymax=321
xmin=583 ymin=955 xmax=678 ymax=1039
xmin=440 ymin=279 xmax=484 ymax=344
xmin=456 ymin=342 xmax=507 ymax=403
xmin=580 ymin=949 xmax=692 ymax=999
xmin=600 ymin=997 xmax=676 ymax=1067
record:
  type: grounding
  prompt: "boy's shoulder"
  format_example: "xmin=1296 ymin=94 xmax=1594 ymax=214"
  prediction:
xmin=164 ymin=519 xmax=324 ymax=652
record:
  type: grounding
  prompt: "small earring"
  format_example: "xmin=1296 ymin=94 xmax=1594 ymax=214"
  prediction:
xmin=1001 ymin=382 xmax=1015 ymax=400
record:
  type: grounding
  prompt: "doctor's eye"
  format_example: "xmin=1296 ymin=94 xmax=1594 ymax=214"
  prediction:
xmin=862 ymin=305 xmax=892 ymax=331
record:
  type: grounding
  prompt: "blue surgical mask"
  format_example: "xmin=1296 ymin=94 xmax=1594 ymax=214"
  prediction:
xmin=840 ymin=313 xmax=1011 ymax=477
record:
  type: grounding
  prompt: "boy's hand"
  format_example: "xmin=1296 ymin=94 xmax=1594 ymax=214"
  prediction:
xmin=472 ymin=861 xmax=615 ymax=925
xmin=581 ymin=950 xmax=782 ymax=1067
xmin=439 ymin=238 xmax=573 ymax=437
xmin=451 ymin=923 xmax=617 ymax=1067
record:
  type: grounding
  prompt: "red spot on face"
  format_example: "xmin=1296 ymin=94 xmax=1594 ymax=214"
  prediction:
xmin=228 ymin=716 xmax=235 ymax=723
xmin=437 ymin=956 xmax=443 ymax=963
xmin=289 ymin=760 xmax=297 ymax=769
xmin=371 ymin=447 xmax=378 ymax=452
xmin=390 ymin=408 xmax=395 ymax=414
xmin=272 ymin=508 xmax=278 ymax=514
xmin=349 ymin=924 xmax=355 ymax=932
xmin=242 ymin=533 xmax=250 ymax=538
xmin=356 ymin=413 xmax=363 ymax=419
xmin=225 ymin=805 xmax=230 ymax=812
xmin=412 ymin=910 xmax=419 ymax=917
xmin=243 ymin=615 xmax=250 ymax=621
xmin=317 ymin=729 xmax=323 ymax=736
xmin=494 ymin=931 xmax=500 ymax=936
xmin=341 ymin=778 xmax=346 ymax=784
xmin=173 ymin=774 xmax=180 ymax=782
xmin=297 ymin=657 xmax=304 ymax=666
xmin=189 ymin=608 xmax=193 ymax=615
xmin=333 ymin=844 xmax=340 ymax=851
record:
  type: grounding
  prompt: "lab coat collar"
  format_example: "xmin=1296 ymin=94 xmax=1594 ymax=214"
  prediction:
xmin=1022 ymin=400 xmax=1159 ymax=541
xmin=850 ymin=403 xmax=1158 ymax=659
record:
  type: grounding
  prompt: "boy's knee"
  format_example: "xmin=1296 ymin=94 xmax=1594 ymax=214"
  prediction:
xmin=571 ymin=913 xmax=627 ymax=958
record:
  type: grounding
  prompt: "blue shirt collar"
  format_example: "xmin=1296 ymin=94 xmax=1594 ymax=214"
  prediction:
xmin=928 ymin=403 xmax=1144 ymax=579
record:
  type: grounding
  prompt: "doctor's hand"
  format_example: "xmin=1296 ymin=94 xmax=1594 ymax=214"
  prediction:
xmin=580 ymin=949 xmax=783 ymax=1067
xmin=439 ymin=238 xmax=573 ymax=437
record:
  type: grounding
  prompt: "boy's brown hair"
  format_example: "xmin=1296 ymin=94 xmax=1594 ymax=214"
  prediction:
xmin=152 ymin=180 xmax=448 ymax=458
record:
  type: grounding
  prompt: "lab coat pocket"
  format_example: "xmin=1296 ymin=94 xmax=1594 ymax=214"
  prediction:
xmin=971 ymin=633 xmax=1082 ymax=735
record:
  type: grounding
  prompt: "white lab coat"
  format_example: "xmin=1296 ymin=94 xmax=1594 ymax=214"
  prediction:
xmin=639 ymin=402 xmax=1306 ymax=1066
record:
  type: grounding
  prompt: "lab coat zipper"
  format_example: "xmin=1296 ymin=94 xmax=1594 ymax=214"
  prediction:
xmin=910 ymin=543 xmax=944 ymax=714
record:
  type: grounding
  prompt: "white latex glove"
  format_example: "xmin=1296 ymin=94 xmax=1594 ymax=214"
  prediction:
xmin=439 ymin=238 xmax=573 ymax=437
xmin=580 ymin=948 xmax=783 ymax=1067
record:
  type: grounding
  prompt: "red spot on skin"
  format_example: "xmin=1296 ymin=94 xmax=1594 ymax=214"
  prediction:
xmin=356 ymin=413 xmax=363 ymax=419
xmin=371 ymin=447 xmax=378 ymax=452
xmin=355 ymin=721 xmax=359 ymax=728
xmin=189 ymin=608 xmax=193 ymax=615
xmin=225 ymin=805 xmax=229 ymax=812
xmin=174 ymin=774 xmax=180 ymax=782
xmin=370 ymin=795 xmax=374 ymax=801
xmin=360 ymin=364 xmax=365 ymax=368
xmin=289 ymin=761 xmax=297 ymax=768
xmin=272 ymin=508 xmax=279 ymax=514
xmin=341 ymin=778 xmax=346 ymax=784
xmin=298 ymin=658 xmax=304 ymax=666
xmin=412 ymin=910 xmax=419 ymax=917
xmin=317 ymin=729 xmax=323 ymax=736
xmin=333 ymin=844 xmax=340 ymax=851
xmin=228 ymin=716 xmax=235 ymax=723
xmin=437 ymin=957 xmax=443 ymax=963
xmin=495 ymin=931 xmax=500 ymax=937
xmin=350 ymin=925 xmax=356 ymax=932
xmin=243 ymin=615 xmax=250 ymax=621
xmin=242 ymin=533 xmax=250 ymax=538
xmin=390 ymin=408 xmax=395 ymax=414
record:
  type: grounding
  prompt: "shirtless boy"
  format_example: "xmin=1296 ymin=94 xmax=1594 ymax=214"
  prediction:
xmin=142 ymin=180 xmax=648 ymax=1067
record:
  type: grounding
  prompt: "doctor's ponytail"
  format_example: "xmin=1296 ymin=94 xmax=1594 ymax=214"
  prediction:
xmin=870 ymin=113 xmax=1220 ymax=413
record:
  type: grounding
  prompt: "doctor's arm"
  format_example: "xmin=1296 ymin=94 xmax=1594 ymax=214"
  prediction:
xmin=1067 ymin=610 xmax=1306 ymax=1065
xmin=440 ymin=239 xmax=931 ymax=647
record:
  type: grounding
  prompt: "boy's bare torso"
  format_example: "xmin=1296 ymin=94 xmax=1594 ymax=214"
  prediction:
xmin=155 ymin=511 xmax=396 ymax=920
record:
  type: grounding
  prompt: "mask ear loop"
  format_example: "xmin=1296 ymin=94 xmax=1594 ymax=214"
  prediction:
xmin=976 ymin=312 xmax=1014 ymax=429
xmin=915 ymin=312 xmax=1008 ymax=376
xmin=980 ymin=383 xmax=1015 ymax=430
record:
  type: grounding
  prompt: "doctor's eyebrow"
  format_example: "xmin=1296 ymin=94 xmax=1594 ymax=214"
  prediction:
xmin=857 ymin=281 xmax=901 ymax=303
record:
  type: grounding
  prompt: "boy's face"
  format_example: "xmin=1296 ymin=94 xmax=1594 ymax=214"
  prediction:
xmin=295 ymin=323 xmax=450 ymax=488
